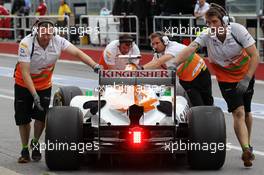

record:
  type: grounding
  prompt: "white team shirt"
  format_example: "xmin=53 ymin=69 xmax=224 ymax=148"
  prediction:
xmin=103 ymin=40 xmax=140 ymax=70
xmin=18 ymin=34 xmax=71 ymax=74
xmin=153 ymin=41 xmax=186 ymax=67
xmin=194 ymin=22 xmax=255 ymax=67
xmin=194 ymin=2 xmax=210 ymax=20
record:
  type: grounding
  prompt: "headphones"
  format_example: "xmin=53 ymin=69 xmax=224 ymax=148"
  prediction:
xmin=155 ymin=32 xmax=169 ymax=46
xmin=31 ymin=19 xmax=56 ymax=37
xmin=209 ymin=3 xmax=230 ymax=26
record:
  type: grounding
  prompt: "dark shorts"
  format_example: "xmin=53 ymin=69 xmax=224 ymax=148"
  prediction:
xmin=179 ymin=68 xmax=214 ymax=106
xmin=218 ymin=77 xmax=255 ymax=113
xmin=14 ymin=84 xmax=51 ymax=125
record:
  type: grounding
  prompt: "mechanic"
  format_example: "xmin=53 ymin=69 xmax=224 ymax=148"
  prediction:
xmin=99 ymin=34 xmax=140 ymax=70
xmin=171 ymin=3 xmax=259 ymax=167
xmin=143 ymin=32 xmax=214 ymax=107
xmin=14 ymin=19 xmax=101 ymax=163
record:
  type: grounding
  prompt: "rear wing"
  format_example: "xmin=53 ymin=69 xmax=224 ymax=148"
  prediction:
xmin=97 ymin=69 xmax=177 ymax=155
xmin=99 ymin=70 xmax=176 ymax=86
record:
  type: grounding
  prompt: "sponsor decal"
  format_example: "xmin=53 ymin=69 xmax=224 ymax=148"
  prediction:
xmin=19 ymin=48 xmax=28 ymax=57
xmin=102 ymin=70 xmax=169 ymax=78
xmin=20 ymin=43 xmax=28 ymax=49
xmin=106 ymin=51 xmax=112 ymax=59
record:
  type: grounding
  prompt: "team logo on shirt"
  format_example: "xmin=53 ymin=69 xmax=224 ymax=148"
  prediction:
xmin=19 ymin=48 xmax=25 ymax=54
xmin=19 ymin=43 xmax=29 ymax=58
xmin=106 ymin=51 xmax=112 ymax=59
xmin=19 ymin=48 xmax=28 ymax=58
xmin=20 ymin=43 xmax=28 ymax=49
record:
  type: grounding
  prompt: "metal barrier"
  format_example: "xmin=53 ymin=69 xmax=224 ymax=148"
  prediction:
xmin=153 ymin=15 xmax=264 ymax=61
xmin=230 ymin=14 xmax=264 ymax=51
xmin=153 ymin=15 xmax=264 ymax=47
xmin=79 ymin=15 xmax=139 ymax=46
xmin=0 ymin=15 xmax=69 ymax=41
xmin=1 ymin=14 xmax=264 ymax=61
xmin=153 ymin=15 xmax=197 ymax=41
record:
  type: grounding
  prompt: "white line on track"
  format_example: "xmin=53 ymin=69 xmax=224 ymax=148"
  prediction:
xmin=229 ymin=145 xmax=264 ymax=156
xmin=0 ymin=94 xmax=14 ymax=100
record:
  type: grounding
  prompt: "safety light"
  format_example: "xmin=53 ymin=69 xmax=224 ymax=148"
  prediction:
xmin=128 ymin=126 xmax=144 ymax=145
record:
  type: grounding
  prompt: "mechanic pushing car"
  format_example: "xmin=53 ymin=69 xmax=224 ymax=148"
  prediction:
xmin=172 ymin=3 xmax=259 ymax=167
xmin=14 ymin=19 xmax=101 ymax=163
xmin=99 ymin=34 xmax=141 ymax=70
xmin=143 ymin=32 xmax=214 ymax=107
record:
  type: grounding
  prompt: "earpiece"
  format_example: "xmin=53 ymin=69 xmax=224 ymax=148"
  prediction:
xmin=161 ymin=35 xmax=169 ymax=45
xmin=156 ymin=32 xmax=169 ymax=46
xmin=222 ymin=15 xmax=229 ymax=26
xmin=31 ymin=26 xmax=38 ymax=36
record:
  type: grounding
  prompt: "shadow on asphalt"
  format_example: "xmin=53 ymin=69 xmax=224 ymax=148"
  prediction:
xmin=80 ymin=154 xmax=189 ymax=172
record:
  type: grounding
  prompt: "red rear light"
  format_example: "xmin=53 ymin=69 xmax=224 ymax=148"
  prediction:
xmin=128 ymin=126 xmax=144 ymax=145
xmin=133 ymin=131 xmax=142 ymax=144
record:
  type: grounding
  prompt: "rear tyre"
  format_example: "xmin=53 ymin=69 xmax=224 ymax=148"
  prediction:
xmin=53 ymin=86 xmax=82 ymax=106
xmin=187 ymin=106 xmax=226 ymax=170
xmin=45 ymin=106 xmax=83 ymax=170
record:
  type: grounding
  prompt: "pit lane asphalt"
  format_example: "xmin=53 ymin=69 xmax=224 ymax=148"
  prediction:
xmin=0 ymin=54 xmax=263 ymax=175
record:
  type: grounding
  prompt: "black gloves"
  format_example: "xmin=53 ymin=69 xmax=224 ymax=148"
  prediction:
xmin=32 ymin=93 xmax=44 ymax=111
xmin=93 ymin=64 xmax=103 ymax=73
xmin=236 ymin=75 xmax=251 ymax=94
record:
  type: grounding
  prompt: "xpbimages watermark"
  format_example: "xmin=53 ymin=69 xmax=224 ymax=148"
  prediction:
xmin=163 ymin=25 xmax=232 ymax=37
xmin=94 ymin=83 xmax=168 ymax=94
xmin=35 ymin=140 xmax=99 ymax=153
xmin=164 ymin=140 xmax=232 ymax=154
xmin=38 ymin=26 xmax=100 ymax=37
xmin=37 ymin=24 xmax=232 ymax=39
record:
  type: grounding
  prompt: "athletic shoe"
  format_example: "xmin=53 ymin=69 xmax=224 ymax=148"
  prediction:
xmin=30 ymin=139 xmax=41 ymax=161
xmin=249 ymin=145 xmax=255 ymax=161
xmin=18 ymin=148 xmax=30 ymax=163
xmin=242 ymin=148 xmax=254 ymax=167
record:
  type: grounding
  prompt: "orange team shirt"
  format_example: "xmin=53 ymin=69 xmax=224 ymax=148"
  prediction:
xmin=194 ymin=23 xmax=255 ymax=82
xmin=15 ymin=63 xmax=55 ymax=90
xmin=177 ymin=53 xmax=206 ymax=81
xmin=15 ymin=34 xmax=71 ymax=90
xmin=210 ymin=49 xmax=250 ymax=82
xmin=154 ymin=41 xmax=207 ymax=82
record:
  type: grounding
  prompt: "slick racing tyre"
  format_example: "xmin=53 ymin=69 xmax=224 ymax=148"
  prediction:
xmin=45 ymin=106 xmax=83 ymax=170
xmin=187 ymin=106 xmax=226 ymax=170
xmin=53 ymin=86 xmax=82 ymax=106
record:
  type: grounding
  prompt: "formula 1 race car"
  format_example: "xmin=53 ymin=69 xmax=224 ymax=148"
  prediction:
xmin=45 ymin=56 xmax=226 ymax=170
